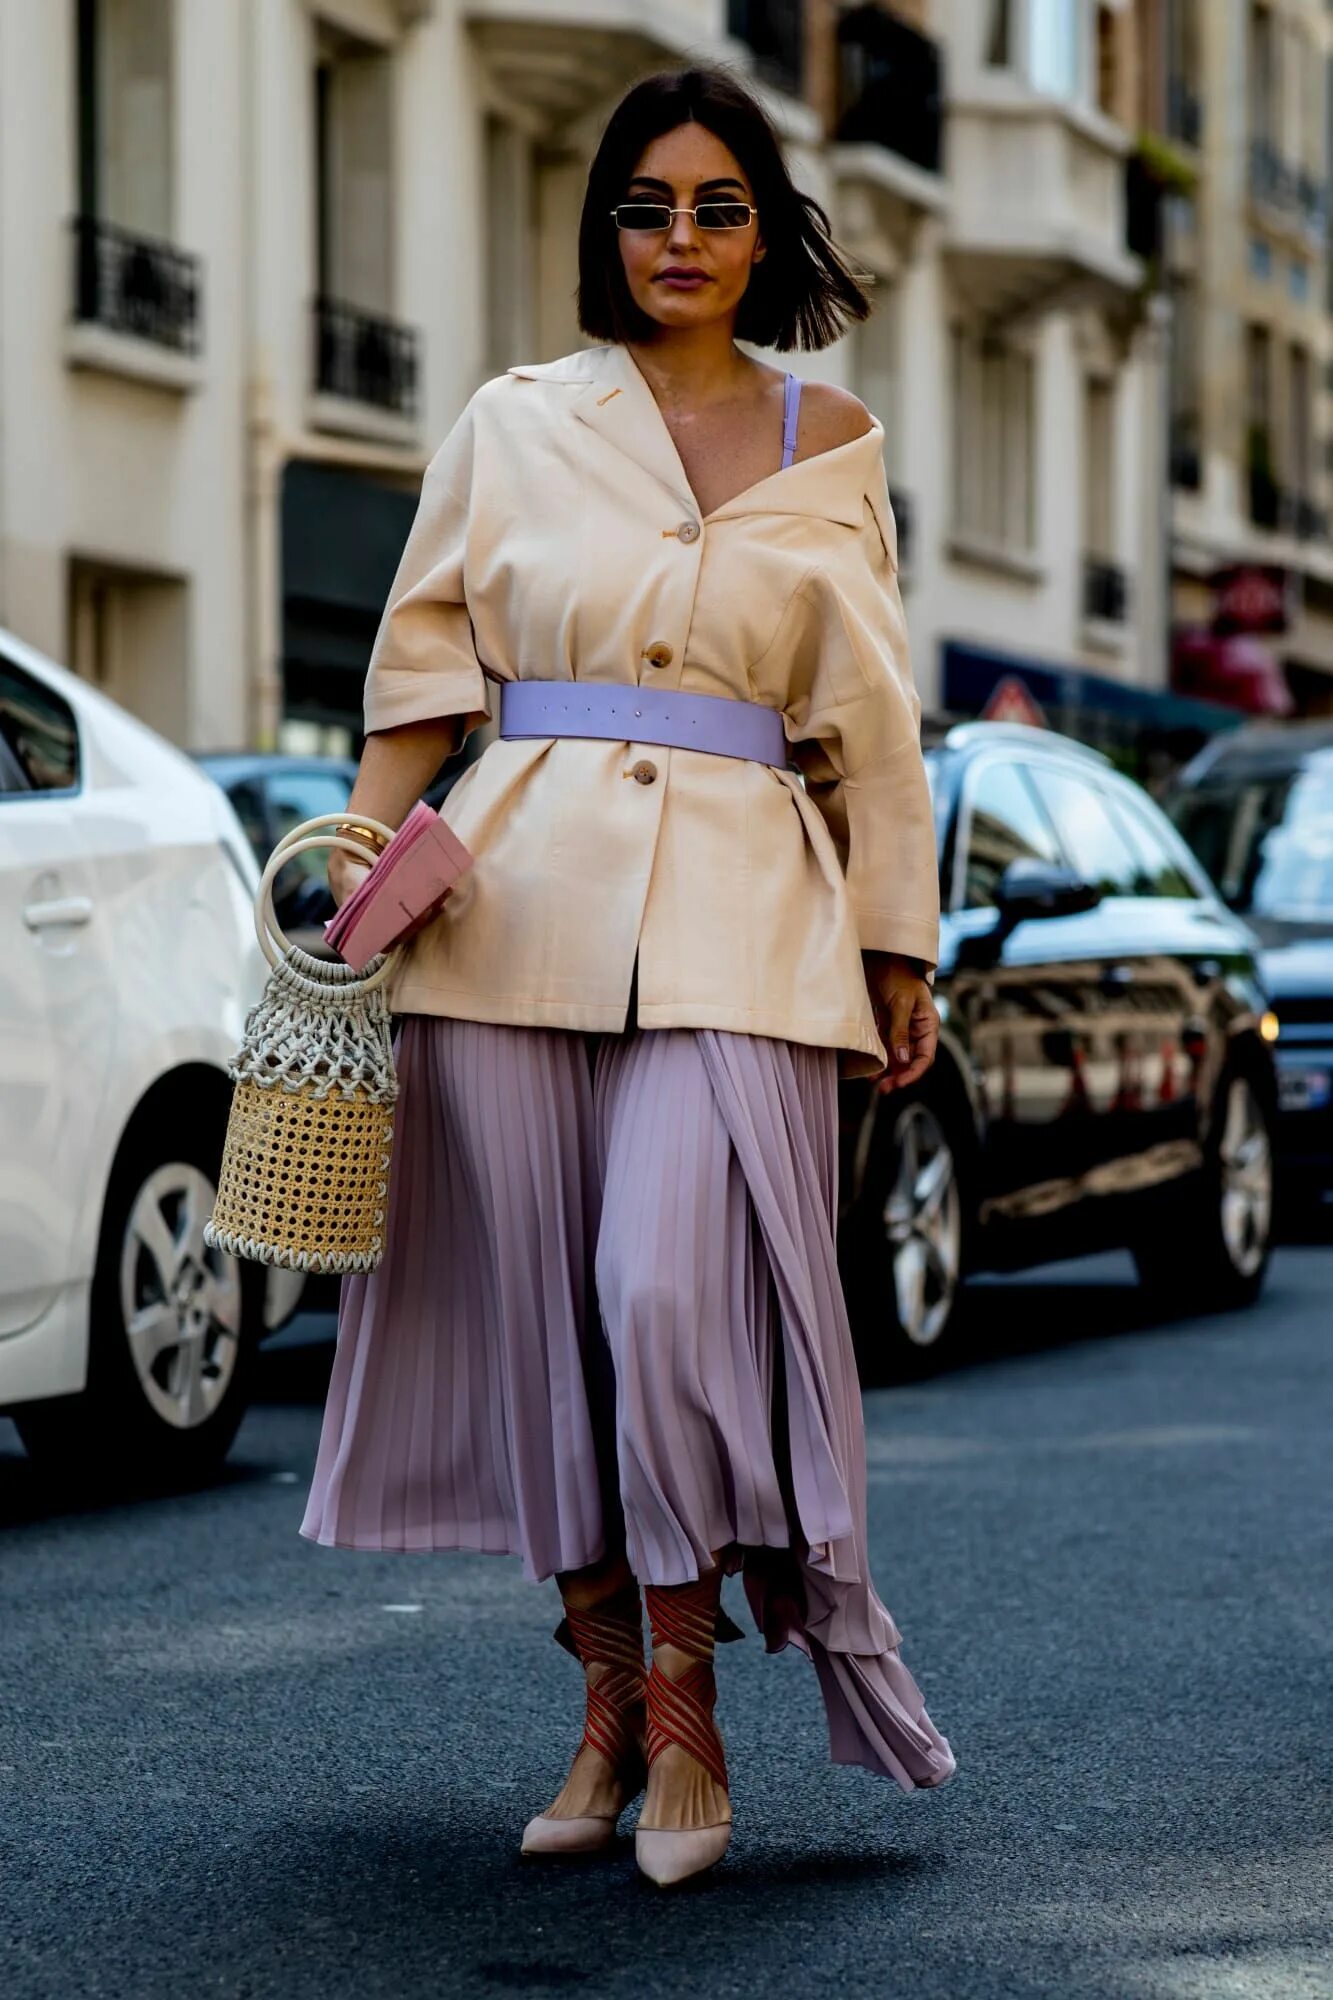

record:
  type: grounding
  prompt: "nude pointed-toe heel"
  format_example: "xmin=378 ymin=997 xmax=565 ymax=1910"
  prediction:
xmin=519 ymin=1581 xmax=647 ymax=1860
xmin=520 ymin=1811 xmax=620 ymax=1856
xmin=634 ymin=1820 xmax=732 ymax=1886
xmin=634 ymin=1575 xmax=732 ymax=1889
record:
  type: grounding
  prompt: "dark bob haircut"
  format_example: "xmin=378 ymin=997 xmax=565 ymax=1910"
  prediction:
xmin=577 ymin=65 xmax=873 ymax=353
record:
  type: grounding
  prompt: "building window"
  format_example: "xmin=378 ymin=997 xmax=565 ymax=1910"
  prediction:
xmin=1289 ymin=257 xmax=1310 ymax=303
xmin=72 ymin=0 xmax=199 ymax=352
xmin=1083 ymin=375 xmax=1115 ymax=561
xmin=984 ymin=0 xmax=1013 ymax=67
xmin=484 ymin=115 xmax=536 ymax=375
xmin=77 ymin=0 xmax=174 ymax=238
xmin=314 ymin=26 xmax=393 ymax=317
xmin=1168 ymin=274 xmax=1201 ymax=489
xmin=1028 ymin=0 xmax=1086 ymax=103
xmin=1287 ymin=341 xmax=1313 ymax=516
xmin=67 ymin=558 xmax=190 ymax=744
xmin=951 ymin=327 xmax=1036 ymax=554
xmin=1248 ymin=235 xmax=1272 ymax=281
xmin=1245 ymin=322 xmax=1278 ymax=527
xmin=850 ymin=283 xmax=900 ymax=467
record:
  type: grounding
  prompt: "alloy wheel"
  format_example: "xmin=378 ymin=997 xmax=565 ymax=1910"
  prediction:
xmin=119 ymin=1163 xmax=242 ymax=1429
xmin=882 ymin=1102 xmax=962 ymax=1347
xmin=1217 ymin=1075 xmax=1273 ymax=1279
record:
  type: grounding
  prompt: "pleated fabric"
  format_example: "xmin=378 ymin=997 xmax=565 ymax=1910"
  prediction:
xmin=300 ymin=1015 xmax=956 ymax=1793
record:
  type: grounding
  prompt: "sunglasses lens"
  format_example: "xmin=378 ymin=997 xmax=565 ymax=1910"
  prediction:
xmin=615 ymin=205 xmax=672 ymax=231
xmin=697 ymin=203 xmax=752 ymax=229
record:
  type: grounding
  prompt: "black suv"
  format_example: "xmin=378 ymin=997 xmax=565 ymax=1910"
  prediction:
xmin=1163 ymin=721 xmax=1333 ymax=1219
xmin=838 ymin=722 xmax=1279 ymax=1377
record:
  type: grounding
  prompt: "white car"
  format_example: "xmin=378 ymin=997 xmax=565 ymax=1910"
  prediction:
xmin=0 ymin=630 xmax=303 ymax=1483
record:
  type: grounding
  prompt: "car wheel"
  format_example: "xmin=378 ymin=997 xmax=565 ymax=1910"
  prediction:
xmin=847 ymin=1084 xmax=970 ymax=1380
xmin=15 ymin=1127 xmax=263 ymax=1487
xmin=1133 ymin=1063 xmax=1275 ymax=1314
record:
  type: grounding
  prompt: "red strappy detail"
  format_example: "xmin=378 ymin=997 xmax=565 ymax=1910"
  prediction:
xmin=643 ymin=1576 xmax=729 ymax=1794
xmin=561 ymin=1583 xmax=648 ymax=1778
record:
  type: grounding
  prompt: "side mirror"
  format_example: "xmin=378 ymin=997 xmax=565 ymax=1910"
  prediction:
xmin=994 ymin=858 xmax=1104 ymax=926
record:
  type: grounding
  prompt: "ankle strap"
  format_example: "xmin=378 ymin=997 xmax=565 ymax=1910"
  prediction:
xmin=644 ymin=1572 xmax=721 ymax=1663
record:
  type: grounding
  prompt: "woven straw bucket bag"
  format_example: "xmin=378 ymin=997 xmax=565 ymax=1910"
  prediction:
xmin=203 ymin=812 xmax=402 ymax=1275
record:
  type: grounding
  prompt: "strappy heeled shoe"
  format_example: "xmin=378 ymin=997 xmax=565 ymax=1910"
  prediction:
xmin=634 ymin=1571 xmax=732 ymax=1887
xmin=520 ymin=1579 xmax=648 ymax=1856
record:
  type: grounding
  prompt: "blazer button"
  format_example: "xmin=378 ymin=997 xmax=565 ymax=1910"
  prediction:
xmin=643 ymin=641 xmax=673 ymax=668
xmin=632 ymin=760 xmax=658 ymax=785
xmin=676 ymin=520 xmax=700 ymax=544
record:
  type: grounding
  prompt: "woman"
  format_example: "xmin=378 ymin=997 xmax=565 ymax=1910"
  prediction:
xmin=301 ymin=63 xmax=956 ymax=1887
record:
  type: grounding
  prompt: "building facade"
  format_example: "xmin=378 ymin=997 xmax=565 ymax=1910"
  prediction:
xmin=1155 ymin=0 xmax=1333 ymax=720
xmin=0 ymin=0 xmax=1220 ymax=775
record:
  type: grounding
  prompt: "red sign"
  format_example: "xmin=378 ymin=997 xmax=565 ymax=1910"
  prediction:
xmin=1211 ymin=563 xmax=1290 ymax=635
xmin=981 ymin=675 xmax=1048 ymax=728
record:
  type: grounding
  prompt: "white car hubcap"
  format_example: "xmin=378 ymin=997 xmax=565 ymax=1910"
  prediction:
xmin=120 ymin=1163 xmax=241 ymax=1429
xmin=1218 ymin=1077 xmax=1272 ymax=1279
xmin=883 ymin=1103 xmax=962 ymax=1347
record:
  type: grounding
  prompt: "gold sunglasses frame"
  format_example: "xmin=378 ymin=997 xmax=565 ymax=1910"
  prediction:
xmin=608 ymin=202 xmax=759 ymax=232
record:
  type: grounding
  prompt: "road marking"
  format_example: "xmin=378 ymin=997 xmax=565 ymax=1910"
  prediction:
xmin=382 ymin=1603 xmax=423 ymax=1614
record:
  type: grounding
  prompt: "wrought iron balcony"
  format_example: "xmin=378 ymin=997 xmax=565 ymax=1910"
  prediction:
xmin=70 ymin=215 xmax=201 ymax=353
xmin=726 ymin=0 xmax=803 ymax=99
xmin=1248 ymin=140 xmax=1324 ymax=230
xmin=1083 ymin=556 xmax=1129 ymax=624
xmin=313 ymin=298 xmax=420 ymax=417
xmin=835 ymin=6 xmax=943 ymax=176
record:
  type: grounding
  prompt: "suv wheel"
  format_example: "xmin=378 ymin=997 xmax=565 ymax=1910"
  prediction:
xmin=847 ymin=1087 xmax=969 ymax=1379
xmin=15 ymin=1127 xmax=262 ymax=1486
xmin=1133 ymin=1064 xmax=1275 ymax=1314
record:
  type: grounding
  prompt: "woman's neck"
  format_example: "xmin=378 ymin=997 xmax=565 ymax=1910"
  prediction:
xmin=624 ymin=325 xmax=759 ymax=411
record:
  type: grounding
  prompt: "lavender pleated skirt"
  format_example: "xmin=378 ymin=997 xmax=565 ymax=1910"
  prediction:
xmin=299 ymin=1015 xmax=956 ymax=1794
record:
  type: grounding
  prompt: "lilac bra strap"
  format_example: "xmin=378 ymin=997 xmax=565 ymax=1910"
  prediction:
xmin=499 ymin=680 xmax=789 ymax=767
xmin=781 ymin=371 xmax=802 ymax=469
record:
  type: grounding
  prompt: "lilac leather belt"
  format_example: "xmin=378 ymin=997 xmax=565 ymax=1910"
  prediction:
xmin=499 ymin=679 xmax=789 ymax=767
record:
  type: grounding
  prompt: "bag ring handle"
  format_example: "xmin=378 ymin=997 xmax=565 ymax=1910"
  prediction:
xmin=255 ymin=811 xmax=400 ymax=988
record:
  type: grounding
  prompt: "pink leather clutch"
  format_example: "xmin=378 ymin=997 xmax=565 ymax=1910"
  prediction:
xmin=324 ymin=801 xmax=473 ymax=972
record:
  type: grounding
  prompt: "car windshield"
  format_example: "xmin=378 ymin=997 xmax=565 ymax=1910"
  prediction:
xmin=1168 ymin=752 xmax=1333 ymax=920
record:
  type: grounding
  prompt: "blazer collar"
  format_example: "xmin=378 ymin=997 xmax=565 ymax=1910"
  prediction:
xmin=511 ymin=343 xmax=886 ymax=535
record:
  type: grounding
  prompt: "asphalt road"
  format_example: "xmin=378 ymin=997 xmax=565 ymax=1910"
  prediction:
xmin=2 ymin=1246 xmax=1330 ymax=2000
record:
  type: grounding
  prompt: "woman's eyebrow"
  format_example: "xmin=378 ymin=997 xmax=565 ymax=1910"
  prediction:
xmin=625 ymin=174 xmax=749 ymax=195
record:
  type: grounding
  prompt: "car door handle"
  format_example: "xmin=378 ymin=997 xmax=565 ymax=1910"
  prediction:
xmin=23 ymin=895 xmax=94 ymax=930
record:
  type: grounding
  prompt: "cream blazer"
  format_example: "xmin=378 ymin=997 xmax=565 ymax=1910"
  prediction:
xmin=363 ymin=340 xmax=939 ymax=1079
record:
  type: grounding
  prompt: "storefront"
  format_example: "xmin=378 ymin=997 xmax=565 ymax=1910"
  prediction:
xmin=279 ymin=460 xmax=419 ymax=754
xmin=939 ymin=639 xmax=1243 ymax=792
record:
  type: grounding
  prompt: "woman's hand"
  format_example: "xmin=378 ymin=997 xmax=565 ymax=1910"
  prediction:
xmin=328 ymin=847 xmax=372 ymax=911
xmin=864 ymin=951 xmax=940 ymax=1095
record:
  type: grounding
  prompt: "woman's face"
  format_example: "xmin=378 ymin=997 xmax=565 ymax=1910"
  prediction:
xmin=615 ymin=122 xmax=766 ymax=335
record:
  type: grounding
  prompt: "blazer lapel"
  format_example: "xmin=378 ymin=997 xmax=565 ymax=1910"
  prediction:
xmin=568 ymin=342 xmax=698 ymax=514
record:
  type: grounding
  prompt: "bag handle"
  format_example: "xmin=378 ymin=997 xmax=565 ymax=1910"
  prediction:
xmin=256 ymin=811 xmax=400 ymax=986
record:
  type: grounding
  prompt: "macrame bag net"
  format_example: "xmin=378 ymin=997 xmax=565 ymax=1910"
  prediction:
xmin=204 ymin=814 xmax=401 ymax=1275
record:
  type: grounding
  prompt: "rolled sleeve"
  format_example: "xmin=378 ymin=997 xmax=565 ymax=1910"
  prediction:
xmin=363 ymin=401 xmax=492 ymax=747
xmin=787 ymin=491 xmax=940 ymax=972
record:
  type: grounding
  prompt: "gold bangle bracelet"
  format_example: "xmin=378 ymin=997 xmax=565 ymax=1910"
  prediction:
xmin=334 ymin=820 xmax=390 ymax=854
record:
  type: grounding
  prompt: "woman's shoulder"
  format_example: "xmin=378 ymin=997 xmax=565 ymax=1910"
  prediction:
xmin=794 ymin=380 xmax=877 ymax=458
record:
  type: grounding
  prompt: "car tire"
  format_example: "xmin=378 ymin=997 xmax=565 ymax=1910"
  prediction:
xmin=14 ymin=1121 xmax=263 ymax=1488
xmin=845 ymin=1077 xmax=973 ymax=1382
xmin=1132 ymin=1058 xmax=1276 ymax=1315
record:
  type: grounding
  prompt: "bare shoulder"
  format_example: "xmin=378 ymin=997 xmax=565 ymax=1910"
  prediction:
xmin=796 ymin=381 xmax=876 ymax=455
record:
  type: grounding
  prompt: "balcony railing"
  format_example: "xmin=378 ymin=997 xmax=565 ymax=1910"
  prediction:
xmin=313 ymin=298 xmax=419 ymax=417
xmin=1166 ymin=76 xmax=1202 ymax=148
xmin=888 ymin=485 xmax=914 ymax=572
xmin=70 ymin=215 xmax=202 ymax=353
xmin=726 ymin=0 xmax=803 ymax=99
xmin=1083 ymin=556 xmax=1129 ymax=624
xmin=1248 ymin=138 xmax=1326 ymax=232
xmin=835 ymin=6 xmax=943 ymax=176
